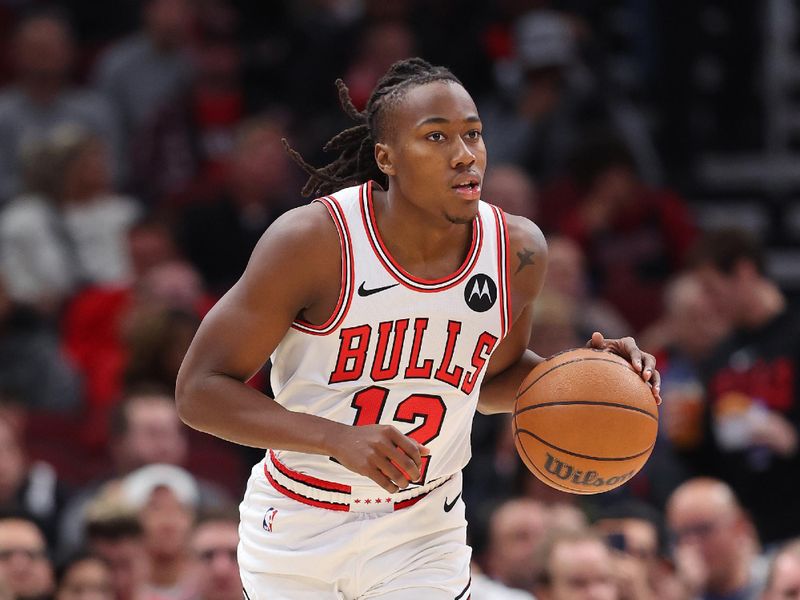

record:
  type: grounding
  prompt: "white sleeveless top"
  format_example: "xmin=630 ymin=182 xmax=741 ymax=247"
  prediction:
xmin=269 ymin=180 xmax=512 ymax=490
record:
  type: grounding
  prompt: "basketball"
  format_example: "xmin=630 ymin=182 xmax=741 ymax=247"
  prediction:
xmin=513 ymin=348 xmax=659 ymax=495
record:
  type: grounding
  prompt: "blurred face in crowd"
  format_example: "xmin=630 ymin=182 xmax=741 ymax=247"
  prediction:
xmin=89 ymin=537 xmax=149 ymax=600
xmin=482 ymin=164 xmax=539 ymax=221
xmin=115 ymin=395 xmax=188 ymax=472
xmin=693 ymin=260 xmax=757 ymax=328
xmin=545 ymin=237 xmax=586 ymax=300
xmin=231 ymin=123 xmax=291 ymax=202
xmin=664 ymin=274 xmax=730 ymax=360
xmin=488 ymin=499 xmax=550 ymax=589
xmin=594 ymin=518 xmax=659 ymax=578
xmin=763 ymin=549 xmax=800 ymax=600
xmin=63 ymin=139 xmax=112 ymax=202
xmin=13 ymin=16 xmax=74 ymax=87
xmin=140 ymin=487 xmax=195 ymax=560
xmin=0 ymin=519 xmax=54 ymax=599
xmin=56 ymin=557 xmax=114 ymax=600
xmin=667 ymin=479 xmax=750 ymax=592
xmin=544 ymin=538 xmax=617 ymax=600
xmin=0 ymin=419 xmax=25 ymax=502
xmin=191 ymin=521 xmax=241 ymax=600
xmin=144 ymin=0 xmax=195 ymax=49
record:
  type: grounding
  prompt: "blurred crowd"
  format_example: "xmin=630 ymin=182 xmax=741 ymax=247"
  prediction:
xmin=0 ymin=1 xmax=797 ymax=599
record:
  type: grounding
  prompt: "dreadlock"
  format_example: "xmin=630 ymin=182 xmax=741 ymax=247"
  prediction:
xmin=283 ymin=57 xmax=462 ymax=198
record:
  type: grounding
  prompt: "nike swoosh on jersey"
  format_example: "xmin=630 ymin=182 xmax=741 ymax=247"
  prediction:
xmin=443 ymin=492 xmax=462 ymax=512
xmin=357 ymin=282 xmax=400 ymax=297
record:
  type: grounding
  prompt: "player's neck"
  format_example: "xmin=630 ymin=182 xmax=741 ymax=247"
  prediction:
xmin=374 ymin=187 xmax=473 ymax=277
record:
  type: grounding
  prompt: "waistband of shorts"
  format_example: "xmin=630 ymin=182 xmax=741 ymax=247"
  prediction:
xmin=263 ymin=449 xmax=453 ymax=513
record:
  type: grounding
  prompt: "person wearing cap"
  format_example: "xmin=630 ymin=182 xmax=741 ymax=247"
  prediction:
xmin=122 ymin=464 xmax=199 ymax=600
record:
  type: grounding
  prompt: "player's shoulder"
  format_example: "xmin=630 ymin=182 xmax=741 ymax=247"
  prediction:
xmin=502 ymin=211 xmax=548 ymax=258
xmin=257 ymin=201 xmax=338 ymax=249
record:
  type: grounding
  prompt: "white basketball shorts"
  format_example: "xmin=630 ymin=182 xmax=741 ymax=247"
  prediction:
xmin=238 ymin=456 xmax=472 ymax=599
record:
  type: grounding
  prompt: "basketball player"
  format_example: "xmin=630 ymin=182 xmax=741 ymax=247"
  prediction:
xmin=176 ymin=58 xmax=660 ymax=599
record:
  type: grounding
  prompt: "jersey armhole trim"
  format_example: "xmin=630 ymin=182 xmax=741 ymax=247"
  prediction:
xmin=290 ymin=196 xmax=354 ymax=335
xmin=492 ymin=205 xmax=512 ymax=338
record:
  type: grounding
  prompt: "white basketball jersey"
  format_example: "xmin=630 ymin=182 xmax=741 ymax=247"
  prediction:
xmin=269 ymin=180 xmax=511 ymax=490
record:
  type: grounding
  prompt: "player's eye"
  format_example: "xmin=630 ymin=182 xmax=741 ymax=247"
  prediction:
xmin=426 ymin=132 xmax=445 ymax=142
xmin=465 ymin=129 xmax=482 ymax=140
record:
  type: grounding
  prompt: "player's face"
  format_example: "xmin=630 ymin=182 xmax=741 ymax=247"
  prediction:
xmin=377 ymin=81 xmax=486 ymax=224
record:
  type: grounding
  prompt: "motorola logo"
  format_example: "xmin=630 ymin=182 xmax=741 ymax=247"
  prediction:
xmin=464 ymin=274 xmax=497 ymax=312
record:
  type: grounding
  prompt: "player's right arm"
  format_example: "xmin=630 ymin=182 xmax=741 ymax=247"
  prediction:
xmin=175 ymin=202 xmax=424 ymax=493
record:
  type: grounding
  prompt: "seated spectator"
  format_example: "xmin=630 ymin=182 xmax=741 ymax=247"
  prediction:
xmin=0 ymin=9 xmax=122 ymax=202
xmin=55 ymin=552 xmax=114 ymax=600
xmin=58 ymin=390 xmax=231 ymax=558
xmin=688 ymin=229 xmax=800 ymax=544
xmin=85 ymin=505 xmax=151 ymax=600
xmin=533 ymin=530 xmax=617 ymax=600
xmin=761 ymin=539 xmax=800 ymax=600
xmin=666 ymin=477 xmax=766 ymax=600
xmin=546 ymin=133 xmax=696 ymax=331
xmin=121 ymin=464 xmax=198 ymax=600
xmin=0 ymin=416 xmax=71 ymax=549
xmin=0 ymin=272 xmax=81 ymax=412
xmin=0 ymin=124 xmax=140 ymax=312
xmin=0 ymin=512 xmax=55 ymax=600
xmin=189 ymin=509 xmax=242 ymax=600
xmin=177 ymin=115 xmax=297 ymax=295
xmin=93 ymin=0 xmax=195 ymax=146
xmin=482 ymin=163 xmax=539 ymax=221
xmin=592 ymin=500 xmax=685 ymax=600
xmin=485 ymin=498 xmax=551 ymax=594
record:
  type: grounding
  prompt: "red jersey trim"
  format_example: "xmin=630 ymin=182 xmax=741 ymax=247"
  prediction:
xmin=361 ymin=181 xmax=483 ymax=292
xmin=263 ymin=464 xmax=350 ymax=511
xmin=291 ymin=196 xmax=354 ymax=335
xmin=268 ymin=450 xmax=352 ymax=493
xmin=491 ymin=205 xmax=512 ymax=337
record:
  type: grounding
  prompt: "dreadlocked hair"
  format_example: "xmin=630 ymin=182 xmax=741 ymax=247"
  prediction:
xmin=283 ymin=57 xmax=463 ymax=197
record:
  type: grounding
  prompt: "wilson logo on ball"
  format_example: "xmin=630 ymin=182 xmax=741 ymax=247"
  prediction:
xmin=543 ymin=453 xmax=635 ymax=488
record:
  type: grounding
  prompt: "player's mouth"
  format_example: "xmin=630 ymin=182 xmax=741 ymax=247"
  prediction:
xmin=452 ymin=176 xmax=481 ymax=200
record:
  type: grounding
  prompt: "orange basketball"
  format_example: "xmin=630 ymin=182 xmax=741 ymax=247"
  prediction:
xmin=513 ymin=348 xmax=659 ymax=494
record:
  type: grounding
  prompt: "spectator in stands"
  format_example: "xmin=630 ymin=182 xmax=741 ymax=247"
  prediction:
xmin=688 ymin=229 xmax=800 ymax=544
xmin=481 ymin=163 xmax=539 ymax=221
xmin=551 ymin=133 xmax=696 ymax=331
xmin=93 ymin=0 xmax=195 ymax=145
xmin=55 ymin=552 xmax=114 ymax=600
xmin=189 ymin=510 xmax=242 ymax=600
xmin=761 ymin=539 xmax=800 ymax=600
xmin=0 ymin=9 xmax=122 ymax=202
xmin=638 ymin=273 xmax=730 ymax=508
xmin=666 ymin=477 xmax=765 ymax=600
xmin=593 ymin=501 xmax=685 ymax=600
xmin=122 ymin=464 xmax=198 ymax=600
xmin=533 ymin=530 xmax=618 ymax=600
xmin=0 ymin=416 xmax=70 ymax=549
xmin=86 ymin=508 xmax=151 ymax=600
xmin=484 ymin=498 xmax=554 ymax=595
xmin=59 ymin=390 xmax=230 ymax=557
xmin=0 ymin=124 xmax=140 ymax=312
xmin=0 ymin=272 xmax=81 ymax=412
xmin=0 ymin=513 xmax=55 ymax=600
xmin=178 ymin=116 xmax=296 ymax=295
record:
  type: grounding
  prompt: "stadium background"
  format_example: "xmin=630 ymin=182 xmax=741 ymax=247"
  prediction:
xmin=0 ymin=0 xmax=798 ymax=598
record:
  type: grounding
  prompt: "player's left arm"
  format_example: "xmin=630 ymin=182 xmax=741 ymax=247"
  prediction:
xmin=477 ymin=213 xmax=661 ymax=415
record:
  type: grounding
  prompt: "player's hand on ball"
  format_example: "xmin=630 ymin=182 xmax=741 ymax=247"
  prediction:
xmin=330 ymin=424 xmax=430 ymax=493
xmin=587 ymin=331 xmax=661 ymax=404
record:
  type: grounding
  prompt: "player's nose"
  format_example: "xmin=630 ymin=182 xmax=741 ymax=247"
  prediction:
xmin=450 ymin=136 xmax=476 ymax=169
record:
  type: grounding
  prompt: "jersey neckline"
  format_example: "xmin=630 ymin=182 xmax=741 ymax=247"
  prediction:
xmin=360 ymin=180 xmax=483 ymax=292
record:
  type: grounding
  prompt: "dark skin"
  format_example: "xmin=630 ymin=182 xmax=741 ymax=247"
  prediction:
xmin=176 ymin=81 xmax=661 ymax=494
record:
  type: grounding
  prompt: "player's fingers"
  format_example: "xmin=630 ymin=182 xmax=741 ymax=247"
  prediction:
xmin=650 ymin=369 xmax=662 ymax=405
xmin=621 ymin=337 xmax=643 ymax=372
xmin=587 ymin=331 xmax=605 ymax=348
xmin=369 ymin=469 xmax=400 ymax=494
xmin=377 ymin=457 xmax=410 ymax=489
xmin=641 ymin=352 xmax=657 ymax=382
xmin=387 ymin=429 xmax=422 ymax=466
xmin=387 ymin=448 xmax=420 ymax=484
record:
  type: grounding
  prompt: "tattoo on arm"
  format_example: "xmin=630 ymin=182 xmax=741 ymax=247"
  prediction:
xmin=515 ymin=248 xmax=535 ymax=274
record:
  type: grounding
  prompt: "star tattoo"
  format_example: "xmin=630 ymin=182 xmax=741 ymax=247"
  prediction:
xmin=516 ymin=248 xmax=535 ymax=274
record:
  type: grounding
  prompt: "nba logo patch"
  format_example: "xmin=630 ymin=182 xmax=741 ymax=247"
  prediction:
xmin=262 ymin=507 xmax=278 ymax=532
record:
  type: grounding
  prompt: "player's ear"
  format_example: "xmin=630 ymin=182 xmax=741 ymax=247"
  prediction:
xmin=375 ymin=142 xmax=396 ymax=177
